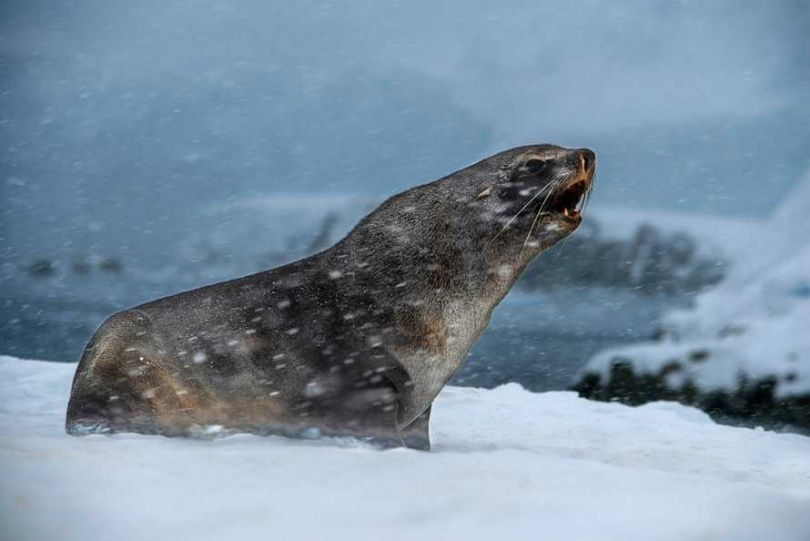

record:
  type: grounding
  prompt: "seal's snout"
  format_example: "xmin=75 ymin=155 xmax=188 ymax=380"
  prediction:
xmin=544 ymin=148 xmax=596 ymax=224
xmin=549 ymin=178 xmax=590 ymax=223
xmin=578 ymin=148 xmax=596 ymax=175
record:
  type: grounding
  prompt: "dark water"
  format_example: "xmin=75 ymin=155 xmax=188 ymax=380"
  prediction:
xmin=458 ymin=332 xmax=626 ymax=392
xmin=455 ymin=288 xmax=667 ymax=391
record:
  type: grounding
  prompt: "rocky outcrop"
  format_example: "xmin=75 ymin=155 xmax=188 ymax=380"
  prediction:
xmin=575 ymin=356 xmax=810 ymax=432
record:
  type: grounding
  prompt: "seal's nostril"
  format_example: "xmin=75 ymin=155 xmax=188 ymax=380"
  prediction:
xmin=578 ymin=149 xmax=596 ymax=173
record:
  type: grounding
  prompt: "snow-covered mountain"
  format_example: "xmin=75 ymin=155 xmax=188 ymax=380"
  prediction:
xmin=2 ymin=356 xmax=809 ymax=541
xmin=576 ymin=169 xmax=810 ymax=429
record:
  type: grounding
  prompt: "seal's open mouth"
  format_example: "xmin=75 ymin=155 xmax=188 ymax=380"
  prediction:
xmin=549 ymin=180 xmax=590 ymax=221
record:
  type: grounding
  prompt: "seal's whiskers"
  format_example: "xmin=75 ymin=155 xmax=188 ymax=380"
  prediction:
xmin=487 ymin=176 xmax=567 ymax=247
xmin=516 ymin=180 xmax=560 ymax=264
xmin=486 ymin=188 xmax=546 ymax=247
xmin=517 ymin=209 xmax=543 ymax=264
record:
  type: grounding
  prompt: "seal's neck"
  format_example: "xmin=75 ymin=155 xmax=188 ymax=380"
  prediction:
xmin=333 ymin=224 xmax=537 ymax=319
xmin=328 ymin=223 xmax=542 ymax=428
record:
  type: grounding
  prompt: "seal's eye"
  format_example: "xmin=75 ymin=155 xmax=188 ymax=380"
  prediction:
xmin=523 ymin=159 xmax=546 ymax=173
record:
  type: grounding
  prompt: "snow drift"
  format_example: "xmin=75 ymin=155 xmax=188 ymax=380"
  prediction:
xmin=1 ymin=356 xmax=809 ymax=541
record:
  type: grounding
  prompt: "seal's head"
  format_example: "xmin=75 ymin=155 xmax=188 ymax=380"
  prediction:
xmin=463 ymin=144 xmax=596 ymax=263
xmin=347 ymin=144 xmax=595 ymax=284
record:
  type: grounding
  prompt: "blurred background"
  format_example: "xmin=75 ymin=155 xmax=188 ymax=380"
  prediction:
xmin=2 ymin=0 xmax=809 ymax=431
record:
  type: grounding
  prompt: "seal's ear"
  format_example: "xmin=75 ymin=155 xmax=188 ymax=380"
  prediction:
xmin=476 ymin=186 xmax=493 ymax=199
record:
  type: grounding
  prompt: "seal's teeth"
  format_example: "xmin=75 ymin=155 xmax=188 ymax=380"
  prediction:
xmin=563 ymin=208 xmax=570 ymax=218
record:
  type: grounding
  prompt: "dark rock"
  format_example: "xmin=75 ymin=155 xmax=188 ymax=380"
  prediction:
xmin=26 ymin=259 xmax=56 ymax=278
xmin=99 ymin=257 xmax=123 ymax=274
xmin=689 ymin=349 xmax=710 ymax=363
xmin=573 ymin=364 xmax=810 ymax=433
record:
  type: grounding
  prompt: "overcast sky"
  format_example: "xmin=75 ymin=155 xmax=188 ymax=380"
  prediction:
xmin=2 ymin=0 xmax=809 ymax=259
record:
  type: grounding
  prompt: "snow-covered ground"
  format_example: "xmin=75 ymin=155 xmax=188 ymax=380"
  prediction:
xmin=2 ymin=356 xmax=809 ymax=541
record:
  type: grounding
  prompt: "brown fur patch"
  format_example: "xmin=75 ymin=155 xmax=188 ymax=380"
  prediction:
xmin=127 ymin=358 xmax=286 ymax=434
xmin=398 ymin=309 xmax=448 ymax=353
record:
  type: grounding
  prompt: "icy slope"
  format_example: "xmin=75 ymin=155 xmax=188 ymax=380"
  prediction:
xmin=1 ymin=356 xmax=809 ymax=541
xmin=663 ymin=168 xmax=810 ymax=339
xmin=577 ymin=170 xmax=810 ymax=419
xmin=582 ymin=245 xmax=810 ymax=397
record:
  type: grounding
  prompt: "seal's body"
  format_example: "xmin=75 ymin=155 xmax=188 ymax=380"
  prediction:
xmin=67 ymin=145 xmax=595 ymax=449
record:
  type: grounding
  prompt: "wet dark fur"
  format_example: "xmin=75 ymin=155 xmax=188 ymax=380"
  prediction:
xmin=66 ymin=144 xmax=595 ymax=450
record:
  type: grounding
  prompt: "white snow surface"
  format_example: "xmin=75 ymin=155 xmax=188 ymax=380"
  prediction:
xmin=2 ymin=356 xmax=810 ymax=541
xmin=583 ymin=172 xmax=810 ymax=396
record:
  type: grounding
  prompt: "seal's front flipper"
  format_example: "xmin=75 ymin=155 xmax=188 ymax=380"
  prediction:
xmin=399 ymin=406 xmax=431 ymax=451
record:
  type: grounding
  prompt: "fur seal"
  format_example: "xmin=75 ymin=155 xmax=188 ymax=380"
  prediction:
xmin=66 ymin=145 xmax=596 ymax=450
